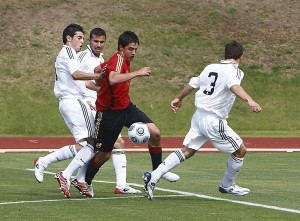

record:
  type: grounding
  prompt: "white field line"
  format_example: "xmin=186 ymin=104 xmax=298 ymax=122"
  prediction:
xmin=0 ymin=195 xmax=188 ymax=205
xmin=0 ymin=169 xmax=299 ymax=215
xmin=1 ymin=148 xmax=300 ymax=153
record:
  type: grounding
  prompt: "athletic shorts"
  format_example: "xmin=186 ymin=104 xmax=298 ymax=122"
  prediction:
xmin=83 ymin=96 xmax=122 ymax=139
xmin=183 ymin=109 xmax=243 ymax=154
xmin=59 ymin=96 xmax=95 ymax=144
xmin=93 ymin=102 xmax=153 ymax=152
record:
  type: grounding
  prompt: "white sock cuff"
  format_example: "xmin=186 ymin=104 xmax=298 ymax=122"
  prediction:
xmin=78 ymin=140 xmax=87 ymax=147
xmin=85 ymin=143 xmax=95 ymax=151
xmin=112 ymin=149 xmax=125 ymax=154
xmin=174 ymin=149 xmax=186 ymax=162
xmin=230 ymin=155 xmax=244 ymax=163
xmin=228 ymin=155 xmax=244 ymax=172
xmin=70 ymin=145 xmax=77 ymax=156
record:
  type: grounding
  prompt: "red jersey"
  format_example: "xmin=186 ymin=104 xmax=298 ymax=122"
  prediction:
xmin=96 ymin=52 xmax=131 ymax=111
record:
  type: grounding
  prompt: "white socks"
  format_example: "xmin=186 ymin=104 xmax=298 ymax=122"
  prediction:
xmin=62 ymin=144 xmax=95 ymax=180
xmin=40 ymin=145 xmax=77 ymax=166
xmin=152 ymin=149 xmax=185 ymax=183
xmin=112 ymin=149 xmax=127 ymax=188
xmin=221 ymin=155 xmax=244 ymax=187
xmin=74 ymin=163 xmax=88 ymax=182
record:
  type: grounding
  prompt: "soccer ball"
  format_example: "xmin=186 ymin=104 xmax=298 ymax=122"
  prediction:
xmin=128 ymin=122 xmax=150 ymax=144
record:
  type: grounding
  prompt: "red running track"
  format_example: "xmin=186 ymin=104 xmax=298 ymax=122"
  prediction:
xmin=0 ymin=137 xmax=299 ymax=153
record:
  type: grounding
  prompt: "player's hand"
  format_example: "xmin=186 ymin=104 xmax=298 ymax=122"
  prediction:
xmin=94 ymin=64 xmax=107 ymax=73
xmin=248 ymin=100 xmax=262 ymax=113
xmin=171 ymin=98 xmax=182 ymax=113
xmin=137 ymin=67 xmax=151 ymax=76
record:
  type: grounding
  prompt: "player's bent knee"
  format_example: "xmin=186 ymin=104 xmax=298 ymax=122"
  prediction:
xmin=114 ymin=137 xmax=125 ymax=149
xmin=182 ymin=147 xmax=196 ymax=159
xmin=149 ymin=129 xmax=160 ymax=141
xmin=148 ymin=124 xmax=160 ymax=137
xmin=234 ymin=144 xmax=247 ymax=158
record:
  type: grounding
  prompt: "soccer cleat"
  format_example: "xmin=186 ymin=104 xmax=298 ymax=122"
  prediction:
xmin=87 ymin=184 xmax=94 ymax=197
xmin=114 ymin=185 xmax=142 ymax=194
xmin=54 ymin=172 xmax=71 ymax=199
xmin=71 ymin=179 xmax=94 ymax=198
xmin=143 ymin=172 xmax=156 ymax=200
xmin=219 ymin=184 xmax=250 ymax=196
xmin=34 ymin=157 xmax=47 ymax=183
xmin=161 ymin=172 xmax=180 ymax=182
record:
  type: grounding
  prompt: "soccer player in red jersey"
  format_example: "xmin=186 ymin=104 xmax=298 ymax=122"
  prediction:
xmin=84 ymin=31 xmax=180 ymax=190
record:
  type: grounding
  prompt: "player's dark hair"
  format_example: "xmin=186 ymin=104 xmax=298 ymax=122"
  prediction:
xmin=90 ymin=28 xmax=106 ymax=39
xmin=62 ymin=23 xmax=84 ymax=44
xmin=118 ymin=31 xmax=139 ymax=51
xmin=224 ymin=41 xmax=243 ymax=60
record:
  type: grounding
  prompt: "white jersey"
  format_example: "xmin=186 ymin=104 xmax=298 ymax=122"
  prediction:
xmin=78 ymin=45 xmax=104 ymax=100
xmin=189 ymin=60 xmax=244 ymax=119
xmin=54 ymin=45 xmax=86 ymax=99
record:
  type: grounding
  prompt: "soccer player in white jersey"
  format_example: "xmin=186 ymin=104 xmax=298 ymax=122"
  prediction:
xmin=34 ymin=24 xmax=102 ymax=198
xmin=75 ymin=27 xmax=141 ymax=194
xmin=143 ymin=40 xmax=262 ymax=200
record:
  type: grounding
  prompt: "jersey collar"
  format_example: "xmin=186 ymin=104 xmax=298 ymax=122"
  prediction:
xmin=220 ymin=60 xmax=239 ymax=68
xmin=87 ymin=45 xmax=103 ymax=58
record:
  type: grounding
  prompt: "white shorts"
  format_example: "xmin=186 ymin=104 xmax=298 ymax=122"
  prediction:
xmin=59 ymin=97 xmax=95 ymax=144
xmin=183 ymin=109 xmax=243 ymax=154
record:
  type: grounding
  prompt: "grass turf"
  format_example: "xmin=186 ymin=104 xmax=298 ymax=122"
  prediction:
xmin=0 ymin=152 xmax=300 ymax=220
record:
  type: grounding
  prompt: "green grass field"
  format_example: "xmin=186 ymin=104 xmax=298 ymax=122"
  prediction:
xmin=1 ymin=0 xmax=300 ymax=137
xmin=1 ymin=152 xmax=300 ymax=220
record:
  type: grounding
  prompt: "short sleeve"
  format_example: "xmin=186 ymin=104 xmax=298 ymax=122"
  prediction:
xmin=189 ymin=76 xmax=200 ymax=89
xmin=226 ymin=69 xmax=244 ymax=89
xmin=62 ymin=48 xmax=78 ymax=75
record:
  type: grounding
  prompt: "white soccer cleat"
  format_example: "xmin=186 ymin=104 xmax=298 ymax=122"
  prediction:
xmin=161 ymin=172 xmax=180 ymax=182
xmin=34 ymin=157 xmax=47 ymax=183
xmin=114 ymin=185 xmax=142 ymax=194
xmin=143 ymin=172 xmax=156 ymax=200
xmin=219 ymin=184 xmax=250 ymax=196
xmin=88 ymin=184 xmax=94 ymax=197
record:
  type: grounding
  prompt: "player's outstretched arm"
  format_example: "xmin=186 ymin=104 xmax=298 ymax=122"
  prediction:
xmin=109 ymin=67 xmax=151 ymax=85
xmin=72 ymin=70 xmax=102 ymax=81
xmin=171 ymin=84 xmax=194 ymax=113
xmin=230 ymin=85 xmax=262 ymax=113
